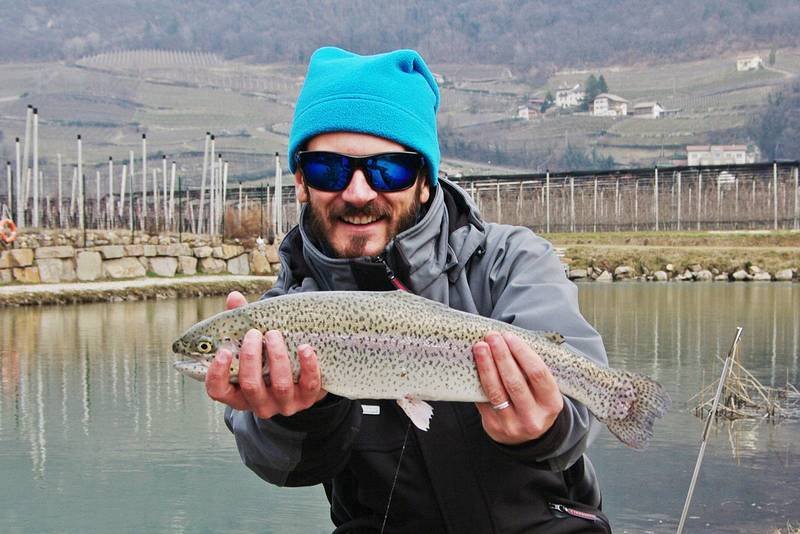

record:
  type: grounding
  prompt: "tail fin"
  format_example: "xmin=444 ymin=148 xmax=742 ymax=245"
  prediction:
xmin=605 ymin=372 xmax=671 ymax=449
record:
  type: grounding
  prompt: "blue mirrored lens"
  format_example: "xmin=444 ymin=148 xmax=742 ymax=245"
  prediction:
xmin=366 ymin=156 xmax=418 ymax=191
xmin=302 ymin=154 xmax=352 ymax=191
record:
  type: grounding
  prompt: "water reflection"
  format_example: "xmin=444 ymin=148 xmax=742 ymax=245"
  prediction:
xmin=0 ymin=285 xmax=798 ymax=532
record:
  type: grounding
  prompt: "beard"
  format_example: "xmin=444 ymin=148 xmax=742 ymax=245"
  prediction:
xmin=306 ymin=180 xmax=427 ymax=259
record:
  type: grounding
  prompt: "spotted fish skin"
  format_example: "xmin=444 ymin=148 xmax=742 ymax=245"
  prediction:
xmin=172 ymin=290 xmax=670 ymax=448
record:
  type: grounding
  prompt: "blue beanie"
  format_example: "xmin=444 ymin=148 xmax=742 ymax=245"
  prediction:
xmin=288 ymin=47 xmax=441 ymax=186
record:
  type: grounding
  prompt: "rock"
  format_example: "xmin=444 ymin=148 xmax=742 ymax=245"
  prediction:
xmin=264 ymin=245 xmax=280 ymax=263
xmin=77 ymin=251 xmax=103 ymax=281
xmin=0 ymin=269 xmax=12 ymax=283
xmin=157 ymin=243 xmax=192 ymax=257
xmin=596 ymin=270 xmax=613 ymax=282
xmin=711 ymin=268 xmax=720 ymax=275
xmin=250 ymin=251 xmax=272 ymax=275
xmin=214 ymin=244 xmax=245 ymax=260
xmin=653 ymin=270 xmax=668 ymax=282
xmin=774 ymin=269 xmax=794 ymax=281
xmin=61 ymin=259 xmax=77 ymax=282
xmin=124 ymin=244 xmax=145 ymax=256
xmin=0 ymin=251 xmax=11 ymax=269
xmin=9 ymin=249 xmax=34 ymax=267
xmin=103 ymin=257 xmax=147 ymax=279
xmin=690 ymin=264 xmax=703 ymax=273
xmin=676 ymin=270 xmax=694 ymax=281
xmin=98 ymin=245 xmax=125 ymax=259
xmin=748 ymin=265 xmax=762 ymax=274
xmin=270 ymin=262 xmax=281 ymax=273
xmin=198 ymin=257 xmax=226 ymax=274
xmin=695 ymin=270 xmax=713 ymax=281
xmin=665 ymin=264 xmax=674 ymax=272
xmin=568 ymin=268 xmax=587 ymax=280
xmin=149 ymin=257 xmax=178 ymax=277
xmin=138 ymin=257 xmax=149 ymax=269
xmin=13 ymin=266 xmax=40 ymax=283
xmin=35 ymin=245 xmax=76 ymax=259
xmin=178 ymin=256 xmax=198 ymax=275
xmin=613 ymin=265 xmax=633 ymax=279
xmin=227 ymin=254 xmax=251 ymax=275
xmin=732 ymin=269 xmax=751 ymax=281
xmin=714 ymin=273 xmax=730 ymax=281
xmin=143 ymin=245 xmax=157 ymax=257
xmin=753 ymin=272 xmax=772 ymax=282
xmin=36 ymin=258 xmax=64 ymax=283
xmin=194 ymin=246 xmax=213 ymax=258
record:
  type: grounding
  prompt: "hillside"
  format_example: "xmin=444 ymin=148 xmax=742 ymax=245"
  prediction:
xmin=2 ymin=1 xmax=799 ymax=71
xmin=0 ymin=47 xmax=798 ymax=187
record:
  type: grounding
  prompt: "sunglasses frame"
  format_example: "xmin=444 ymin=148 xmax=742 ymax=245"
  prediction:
xmin=295 ymin=150 xmax=425 ymax=193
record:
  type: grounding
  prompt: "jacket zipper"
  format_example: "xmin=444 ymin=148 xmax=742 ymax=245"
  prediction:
xmin=373 ymin=254 xmax=410 ymax=292
xmin=548 ymin=503 xmax=609 ymax=527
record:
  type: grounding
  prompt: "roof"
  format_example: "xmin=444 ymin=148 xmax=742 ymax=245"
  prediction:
xmin=633 ymin=101 xmax=661 ymax=108
xmin=595 ymin=93 xmax=628 ymax=103
xmin=686 ymin=145 xmax=748 ymax=152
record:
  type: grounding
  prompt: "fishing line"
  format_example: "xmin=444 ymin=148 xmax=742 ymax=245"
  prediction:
xmin=380 ymin=420 xmax=412 ymax=534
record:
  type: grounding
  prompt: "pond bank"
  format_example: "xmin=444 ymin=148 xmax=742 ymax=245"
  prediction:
xmin=0 ymin=275 xmax=276 ymax=307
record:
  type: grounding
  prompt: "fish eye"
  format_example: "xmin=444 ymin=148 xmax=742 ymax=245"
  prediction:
xmin=196 ymin=337 xmax=215 ymax=354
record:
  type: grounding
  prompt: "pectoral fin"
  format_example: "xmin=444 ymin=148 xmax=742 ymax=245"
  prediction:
xmin=397 ymin=396 xmax=434 ymax=431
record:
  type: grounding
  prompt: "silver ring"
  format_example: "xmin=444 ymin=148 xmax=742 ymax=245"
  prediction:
xmin=492 ymin=400 xmax=511 ymax=411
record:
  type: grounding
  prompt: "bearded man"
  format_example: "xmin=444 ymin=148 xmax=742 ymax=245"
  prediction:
xmin=206 ymin=47 xmax=610 ymax=533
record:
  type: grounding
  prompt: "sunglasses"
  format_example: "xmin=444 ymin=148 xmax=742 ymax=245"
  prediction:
xmin=295 ymin=151 xmax=425 ymax=193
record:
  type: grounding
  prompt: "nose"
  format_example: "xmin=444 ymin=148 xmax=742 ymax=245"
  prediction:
xmin=341 ymin=169 xmax=377 ymax=206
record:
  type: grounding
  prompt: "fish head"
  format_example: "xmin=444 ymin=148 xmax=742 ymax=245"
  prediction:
xmin=172 ymin=307 xmax=256 ymax=362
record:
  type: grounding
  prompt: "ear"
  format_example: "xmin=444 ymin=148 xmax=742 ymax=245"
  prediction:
xmin=418 ymin=174 xmax=431 ymax=204
xmin=294 ymin=170 xmax=308 ymax=203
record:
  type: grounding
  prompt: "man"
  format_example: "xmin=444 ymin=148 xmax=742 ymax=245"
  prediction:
xmin=206 ymin=47 xmax=610 ymax=532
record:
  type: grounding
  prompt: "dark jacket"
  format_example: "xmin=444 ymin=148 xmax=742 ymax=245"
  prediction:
xmin=225 ymin=179 xmax=611 ymax=533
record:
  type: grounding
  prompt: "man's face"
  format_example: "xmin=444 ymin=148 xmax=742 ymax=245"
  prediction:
xmin=295 ymin=132 xmax=431 ymax=258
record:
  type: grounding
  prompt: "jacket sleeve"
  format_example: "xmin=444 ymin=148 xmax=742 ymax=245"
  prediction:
xmin=477 ymin=225 xmax=608 ymax=471
xmin=224 ymin=249 xmax=363 ymax=487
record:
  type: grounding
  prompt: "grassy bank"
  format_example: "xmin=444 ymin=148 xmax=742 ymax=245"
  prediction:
xmin=544 ymin=230 xmax=800 ymax=274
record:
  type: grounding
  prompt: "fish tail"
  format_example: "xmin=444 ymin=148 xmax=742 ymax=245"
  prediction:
xmin=604 ymin=372 xmax=671 ymax=449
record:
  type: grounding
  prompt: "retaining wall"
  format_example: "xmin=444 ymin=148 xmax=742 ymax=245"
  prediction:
xmin=0 ymin=230 xmax=280 ymax=284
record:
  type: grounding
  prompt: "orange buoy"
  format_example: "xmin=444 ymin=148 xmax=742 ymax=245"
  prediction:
xmin=0 ymin=219 xmax=17 ymax=244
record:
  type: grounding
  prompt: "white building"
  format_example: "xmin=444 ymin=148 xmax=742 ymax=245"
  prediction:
xmin=592 ymin=93 xmax=629 ymax=117
xmin=736 ymin=55 xmax=763 ymax=71
xmin=555 ymin=84 xmax=585 ymax=108
xmin=632 ymin=102 xmax=664 ymax=118
xmin=686 ymin=145 xmax=759 ymax=166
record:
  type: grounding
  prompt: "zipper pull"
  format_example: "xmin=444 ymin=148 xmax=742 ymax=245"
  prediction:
xmin=373 ymin=254 xmax=410 ymax=292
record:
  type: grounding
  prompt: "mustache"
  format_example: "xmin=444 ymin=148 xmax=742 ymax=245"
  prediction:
xmin=329 ymin=202 xmax=392 ymax=221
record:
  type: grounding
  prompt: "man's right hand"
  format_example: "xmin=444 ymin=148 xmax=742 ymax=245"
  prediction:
xmin=205 ymin=291 xmax=328 ymax=418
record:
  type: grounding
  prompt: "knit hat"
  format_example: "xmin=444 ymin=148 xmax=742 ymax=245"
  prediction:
xmin=288 ymin=47 xmax=441 ymax=186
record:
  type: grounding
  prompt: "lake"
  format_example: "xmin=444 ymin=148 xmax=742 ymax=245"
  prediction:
xmin=1 ymin=283 xmax=798 ymax=533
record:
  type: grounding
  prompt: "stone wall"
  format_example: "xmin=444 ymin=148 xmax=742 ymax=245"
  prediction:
xmin=0 ymin=230 xmax=281 ymax=284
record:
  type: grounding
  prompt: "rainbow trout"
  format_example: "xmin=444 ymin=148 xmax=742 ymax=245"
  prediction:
xmin=172 ymin=290 xmax=670 ymax=449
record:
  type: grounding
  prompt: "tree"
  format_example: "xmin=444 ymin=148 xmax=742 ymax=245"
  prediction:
xmin=768 ymin=47 xmax=776 ymax=66
xmin=542 ymin=91 xmax=555 ymax=112
xmin=747 ymin=83 xmax=800 ymax=160
xmin=597 ymin=75 xmax=608 ymax=94
xmin=581 ymin=74 xmax=608 ymax=111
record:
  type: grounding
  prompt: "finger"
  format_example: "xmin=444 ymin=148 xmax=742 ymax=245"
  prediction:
xmin=501 ymin=332 xmax=562 ymax=410
xmin=238 ymin=329 xmax=273 ymax=415
xmin=206 ymin=349 xmax=249 ymax=410
xmin=473 ymin=340 xmax=512 ymax=412
xmin=485 ymin=332 xmax=535 ymax=413
xmin=225 ymin=291 xmax=248 ymax=311
xmin=296 ymin=344 xmax=326 ymax=404
xmin=265 ymin=330 xmax=295 ymax=409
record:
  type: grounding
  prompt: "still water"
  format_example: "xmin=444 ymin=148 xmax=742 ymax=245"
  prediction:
xmin=1 ymin=284 xmax=798 ymax=533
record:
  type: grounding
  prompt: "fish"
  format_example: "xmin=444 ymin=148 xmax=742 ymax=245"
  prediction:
xmin=172 ymin=290 xmax=670 ymax=449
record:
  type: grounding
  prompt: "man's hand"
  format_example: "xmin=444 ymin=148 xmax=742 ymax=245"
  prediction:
xmin=205 ymin=291 xmax=327 ymax=418
xmin=473 ymin=331 xmax=564 ymax=445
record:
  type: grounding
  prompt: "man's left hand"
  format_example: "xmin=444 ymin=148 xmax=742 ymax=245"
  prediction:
xmin=473 ymin=331 xmax=564 ymax=445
